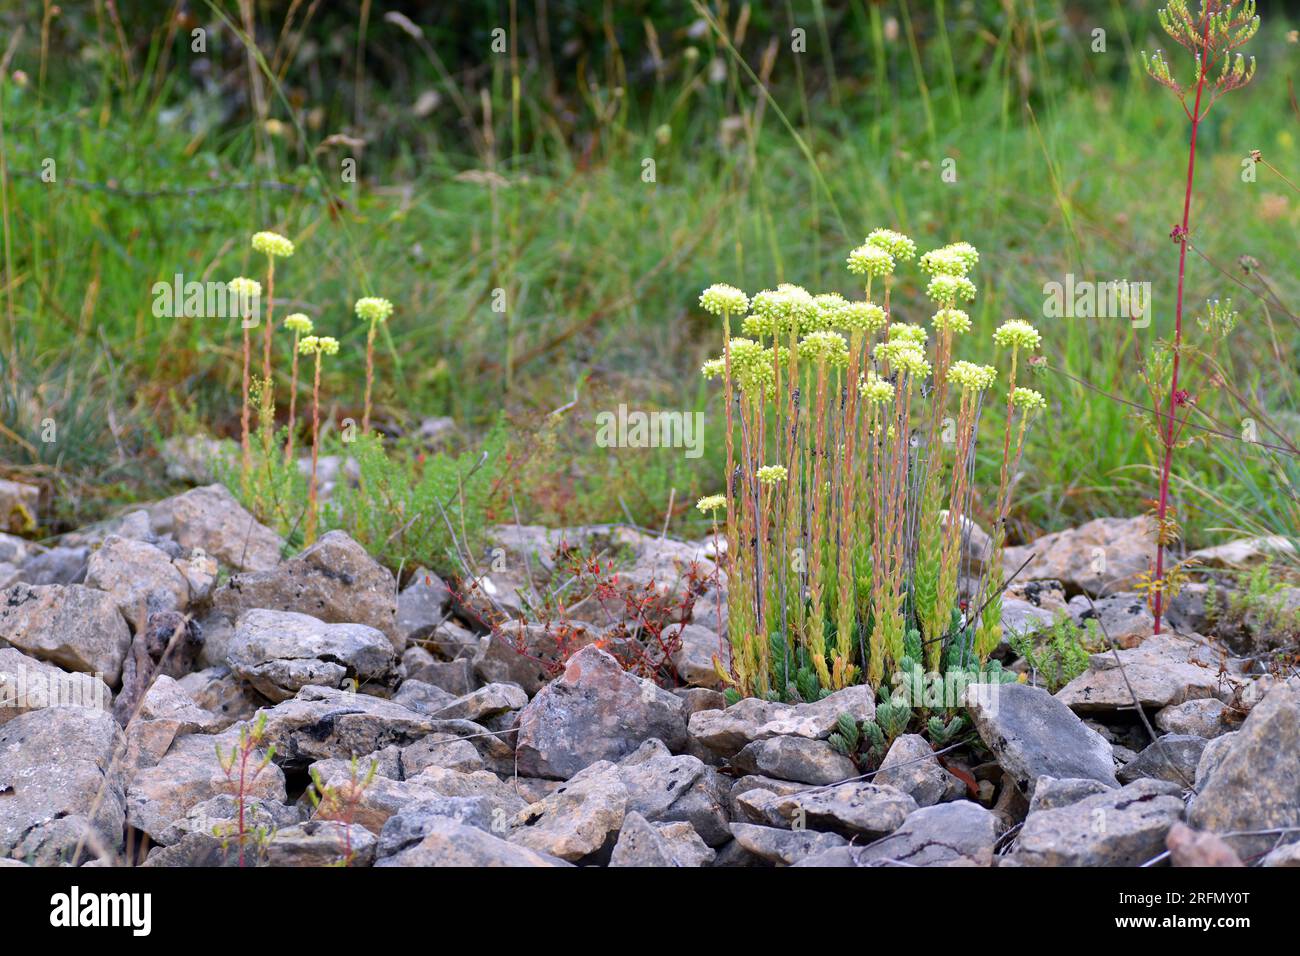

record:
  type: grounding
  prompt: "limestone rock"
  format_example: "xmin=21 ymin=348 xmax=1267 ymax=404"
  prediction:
xmin=0 ymin=583 xmax=132 ymax=685
xmin=514 ymin=645 xmax=687 ymax=780
xmin=965 ymin=681 xmax=1117 ymax=793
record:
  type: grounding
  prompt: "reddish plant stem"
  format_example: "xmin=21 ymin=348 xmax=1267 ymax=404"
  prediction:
xmin=1153 ymin=18 xmax=1213 ymax=634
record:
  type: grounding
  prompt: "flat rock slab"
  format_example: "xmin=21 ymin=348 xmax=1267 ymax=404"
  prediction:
xmin=1002 ymin=515 xmax=1158 ymax=596
xmin=0 ymin=707 xmax=126 ymax=865
xmin=806 ymin=800 xmax=1001 ymax=867
xmin=226 ymin=609 xmax=395 ymax=702
xmin=0 ymin=583 xmax=132 ymax=686
xmin=739 ymin=782 xmax=917 ymax=839
xmin=214 ymin=530 xmax=400 ymax=650
xmin=377 ymin=818 xmax=572 ymax=867
xmin=728 ymin=822 xmax=848 ymax=866
xmin=0 ymin=647 xmax=112 ymax=726
xmin=1056 ymin=633 xmax=1235 ymax=713
xmin=255 ymin=685 xmax=436 ymax=770
xmin=965 ymin=681 xmax=1118 ymax=793
xmin=732 ymin=735 xmax=858 ymax=786
xmin=1004 ymin=778 xmax=1185 ymax=866
xmin=687 ymin=685 xmax=876 ymax=758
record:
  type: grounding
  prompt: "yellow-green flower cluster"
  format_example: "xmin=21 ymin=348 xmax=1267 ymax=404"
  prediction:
xmin=700 ymin=357 xmax=725 ymax=380
xmin=993 ymin=319 xmax=1042 ymax=351
xmin=229 ymin=276 xmax=261 ymax=299
xmin=284 ymin=312 xmax=313 ymax=335
xmin=887 ymin=322 xmax=928 ymax=347
xmin=858 ymin=371 xmax=894 ymax=404
xmin=947 ymin=360 xmax=997 ymax=392
xmin=926 ymin=274 xmax=977 ymax=307
xmin=696 ymin=494 xmax=727 ymax=514
xmin=847 ymin=243 xmax=894 ymax=278
xmin=355 ymin=296 xmax=394 ymax=324
xmin=809 ymin=293 xmax=848 ymax=332
xmin=756 ymin=464 xmax=788 ymax=485
xmin=251 ymin=230 xmax=295 ymax=258
xmin=865 ymin=228 xmax=917 ymax=261
xmin=699 ymin=284 xmax=749 ymax=316
xmin=945 ymin=241 xmax=979 ymax=272
xmin=747 ymin=286 xmax=814 ymax=336
xmin=839 ymin=301 xmax=887 ymax=334
xmin=876 ymin=341 xmax=931 ymax=378
xmin=728 ymin=338 xmax=773 ymax=391
xmin=299 ymin=335 xmax=340 ymax=356
xmin=798 ymin=330 xmax=850 ymax=367
xmin=931 ymin=308 xmax=971 ymax=334
xmin=1011 ymin=386 xmax=1047 ymax=411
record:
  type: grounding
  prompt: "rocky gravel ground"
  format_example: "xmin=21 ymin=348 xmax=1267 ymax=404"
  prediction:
xmin=0 ymin=477 xmax=1297 ymax=868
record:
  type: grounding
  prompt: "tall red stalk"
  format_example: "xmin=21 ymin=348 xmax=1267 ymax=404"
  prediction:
xmin=1152 ymin=16 xmax=1212 ymax=635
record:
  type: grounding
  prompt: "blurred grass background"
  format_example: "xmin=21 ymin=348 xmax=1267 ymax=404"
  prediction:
xmin=0 ymin=0 xmax=1296 ymax=551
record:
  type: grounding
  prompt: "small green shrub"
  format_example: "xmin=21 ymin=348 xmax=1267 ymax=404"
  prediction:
xmin=1008 ymin=611 xmax=1095 ymax=693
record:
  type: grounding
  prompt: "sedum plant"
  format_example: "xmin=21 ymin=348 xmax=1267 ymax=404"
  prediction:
xmin=699 ymin=231 xmax=1045 ymax=702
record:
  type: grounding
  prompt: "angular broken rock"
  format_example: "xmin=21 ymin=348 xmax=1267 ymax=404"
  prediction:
xmin=740 ymin=782 xmax=917 ymax=839
xmin=609 ymin=812 xmax=715 ymax=867
xmin=158 ymin=484 xmax=284 ymax=572
xmin=375 ymin=795 xmax=501 ymax=857
xmin=731 ymin=735 xmax=857 ymax=786
xmin=848 ymin=800 xmax=1001 ymax=867
xmin=1155 ymin=697 xmax=1238 ymax=739
xmin=1056 ymin=633 xmax=1233 ymax=713
xmin=669 ymin=622 xmax=729 ymax=690
xmin=1005 ymin=778 xmax=1185 ymax=866
xmin=378 ymin=818 xmax=571 ymax=867
xmin=965 ymin=681 xmax=1118 ymax=793
xmin=396 ymin=568 xmax=452 ymax=645
xmin=266 ymin=820 xmax=377 ymax=867
xmin=687 ymin=684 xmax=876 ymax=759
xmin=508 ymin=760 xmax=628 ymax=862
xmin=126 ymin=727 xmax=287 ymax=843
xmin=0 ymin=647 xmax=112 ymax=726
xmin=1117 ymin=735 xmax=1205 ymax=787
xmin=308 ymin=757 xmax=524 ymax=835
xmin=1002 ymin=515 xmax=1159 ymax=596
xmin=728 ymin=822 xmax=847 ymax=866
xmin=475 ymin=621 xmax=601 ymax=696
xmin=0 ymin=583 xmax=132 ymax=686
xmin=255 ymin=685 xmax=435 ymax=770
xmin=1187 ymin=535 xmax=1296 ymax=571
xmin=214 ymin=531 xmax=400 ymax=650
xmin=1026 ymin=776 xmax=1114 ymax=814
xmin=225 ymin=609 xmax=395 ymax=703
xmin=429 ymin=682 xmax=527 ymax=723
xmin=1187 ymin=679 xmax=1300 ymax=860
xmin=875 ymin=733 xmax=951 ymax=807
xmin=1067 ymin=593 xmax=1154 ymax=649
xmin=0 ymin=707 xmax=127 ymax=865
xmin=616 ymin=739 xmax=730 ymax=846
xmin=175 ymin=665 xmax=263 ymax=731
xmin=85 ymin=535 xmax=192 ymax=633
xmin=514 ymin=645 xmax=687 ymax=780
xmin=124 ymin=675 xmax=224 ymax=772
